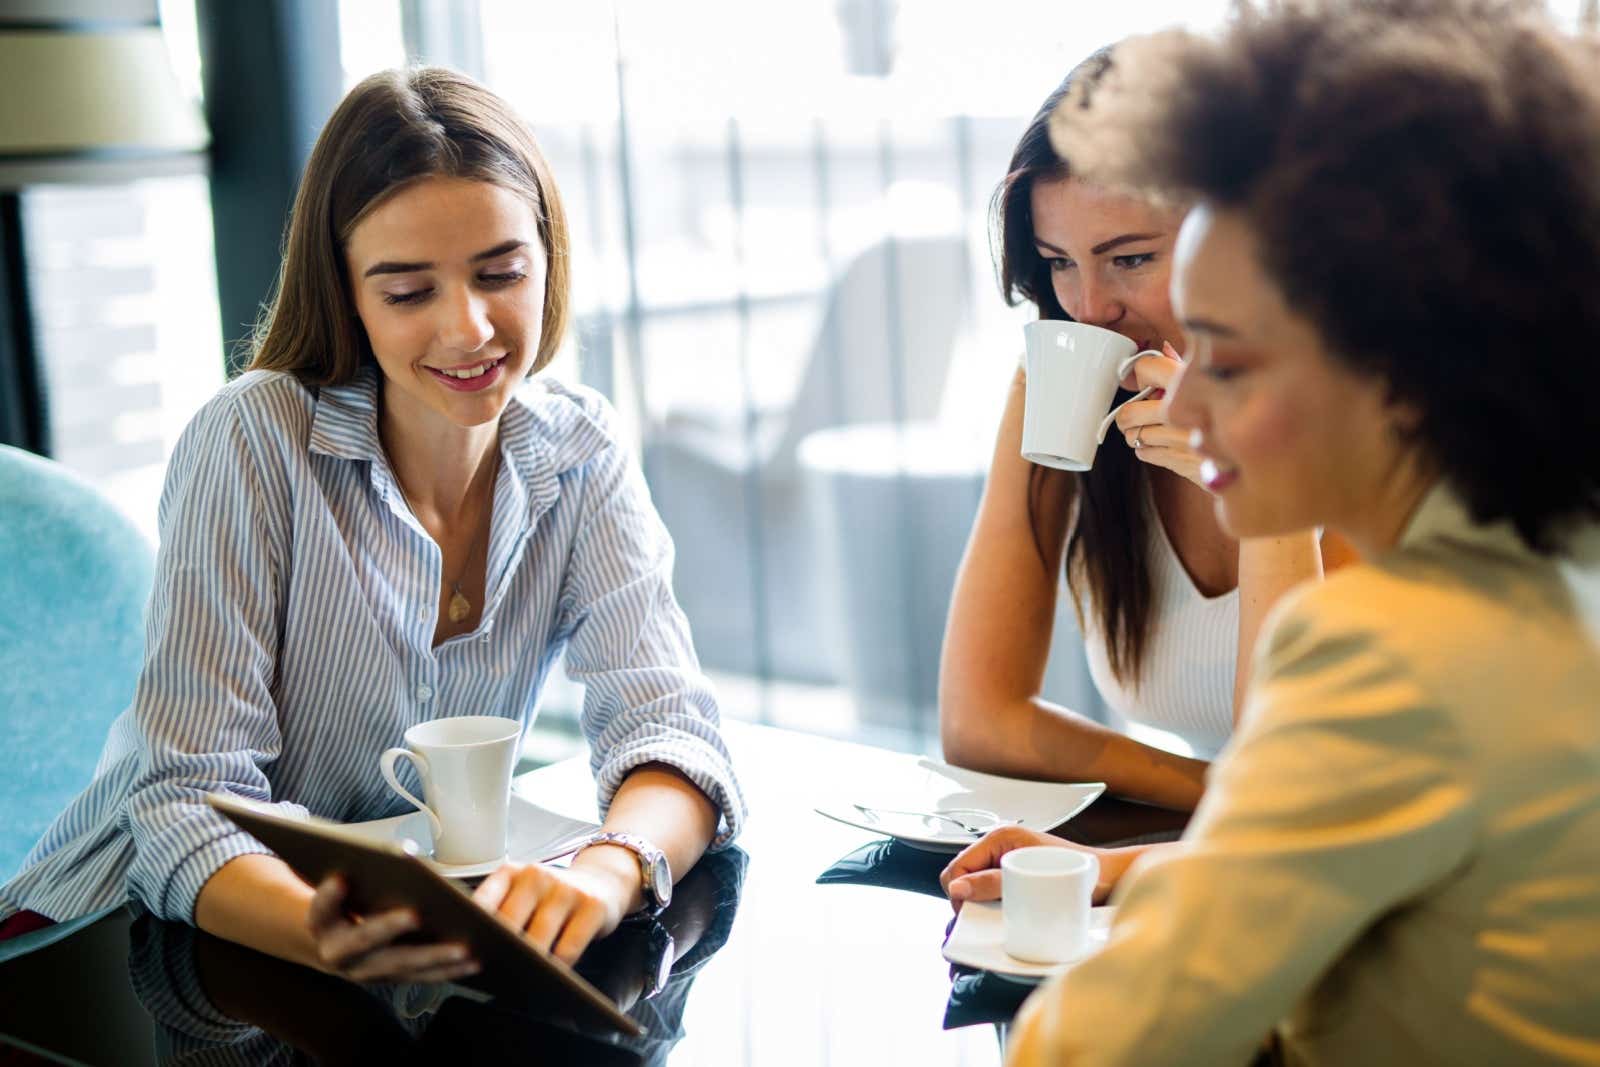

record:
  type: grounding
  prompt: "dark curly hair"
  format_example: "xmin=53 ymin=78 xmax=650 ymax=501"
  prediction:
xmin=1051 ymin=0 xmax=1600 ymax=552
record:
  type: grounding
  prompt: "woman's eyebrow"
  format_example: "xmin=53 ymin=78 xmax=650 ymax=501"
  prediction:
xmin=1090 ymin=232 xmax=1162 ymax=255
xmin=362 ymin=239 xmax=528 ymax=278
xmin=469 ymin=239 xmax=527 ymax=263
xmin=1033 ymin=233 xmax=1163 ymax=259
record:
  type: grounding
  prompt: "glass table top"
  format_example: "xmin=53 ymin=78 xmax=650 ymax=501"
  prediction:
xmin=0 ymin=722 xmax=1187 ymax=1065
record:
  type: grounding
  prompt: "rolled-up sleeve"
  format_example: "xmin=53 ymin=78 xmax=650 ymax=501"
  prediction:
xmin=122 ymin=394 xmax=303 ymax=922
xmin=1006 ymin=589 xmax=1478 ymax=1066
xmin=559 ymin=405 xmax=746 ymax=847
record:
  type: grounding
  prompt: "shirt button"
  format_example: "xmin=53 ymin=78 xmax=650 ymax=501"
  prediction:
xmin=418 ymin=606 xmax=429 ymax=621
xmin=416 ymin=684 xmax=433 ymax=702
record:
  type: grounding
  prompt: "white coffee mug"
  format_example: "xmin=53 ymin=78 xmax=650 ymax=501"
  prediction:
xmin=379 ymin=715 xmax=522 ymax=866
xmin=1002 ymin=846 xmax=1099 ymax=964
xmin=1021 ymin=320 xmax=1163 ymax=471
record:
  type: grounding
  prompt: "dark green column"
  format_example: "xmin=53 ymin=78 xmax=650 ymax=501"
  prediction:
xmin=0 ymin=192 xmax=48 ymax=454
xmin=195 ymin=0 xmax=342 ymax=373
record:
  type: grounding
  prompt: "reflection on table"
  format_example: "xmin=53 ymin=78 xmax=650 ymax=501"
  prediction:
xmin=126 ymin=846 xmax=746 ymax=1066
xmin=0 ymin=722 xmax=1189 ymax=1066
xmin=813 ymin=789 xmax=1189 ymax=1036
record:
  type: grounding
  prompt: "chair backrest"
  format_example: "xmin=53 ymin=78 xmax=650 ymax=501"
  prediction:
xmin=0 ymin=445 xmax=153 ymax=880
xmin=771 ymin=233 xmax=973 ymax=473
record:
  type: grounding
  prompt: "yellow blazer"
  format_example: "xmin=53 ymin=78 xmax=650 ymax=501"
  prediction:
xmin=1007 ymin=484 xmax=1600 ymax=1066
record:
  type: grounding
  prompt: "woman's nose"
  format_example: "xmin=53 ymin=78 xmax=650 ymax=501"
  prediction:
xmin=1071 ymin=273 xmax=1123 ymax=329
xmin=438 ymin=286 xmax=493 ymax=353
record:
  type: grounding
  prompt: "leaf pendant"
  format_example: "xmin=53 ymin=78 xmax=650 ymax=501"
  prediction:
xmin=447 ymin=589 xmax=471 ymax=623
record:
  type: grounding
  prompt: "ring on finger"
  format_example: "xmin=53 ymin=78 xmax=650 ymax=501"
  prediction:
xmin=1132 ymin=427 xmax=1145 ymax=450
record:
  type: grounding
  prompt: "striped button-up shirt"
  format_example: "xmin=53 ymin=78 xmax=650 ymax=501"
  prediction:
xmin=1 ymin=367 xmax=745 ymax=924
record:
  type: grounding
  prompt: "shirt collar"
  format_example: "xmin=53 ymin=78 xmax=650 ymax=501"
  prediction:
xmin=307 ymin=367 xmax=614 ymax=520
xmin=1397 ymin=480 xmax=1528 ymax=560
xmin=307 ymin=367 xmax=384 ymax=463
xmin=502 ymin=380 xmax=611 ymax=522
xmin=507 ymin=378 xmax=612 ymax=475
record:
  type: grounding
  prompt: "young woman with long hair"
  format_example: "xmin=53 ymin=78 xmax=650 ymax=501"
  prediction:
xmin=0 ymin=69 xmax=744 ymax=979
xmin=939 ymin=53 xmax=1351 ymax=812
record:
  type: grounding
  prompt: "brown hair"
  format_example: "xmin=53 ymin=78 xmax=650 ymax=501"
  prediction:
xmin=992 ymin=48 xmax=1156 ymax=686
xmin=247 ymin=67 xmax=570 ymax=385
xmin=1052 ymin=0 xmax=1600 ymax=552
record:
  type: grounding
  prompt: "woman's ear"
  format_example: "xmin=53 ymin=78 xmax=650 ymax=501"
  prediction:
xmin=1385 ymin=393 xmax=1427 ymax=438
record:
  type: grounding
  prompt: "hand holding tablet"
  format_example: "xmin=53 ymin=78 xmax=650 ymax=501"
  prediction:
xmin=206 ymin=792 xmax=643 ymax=1037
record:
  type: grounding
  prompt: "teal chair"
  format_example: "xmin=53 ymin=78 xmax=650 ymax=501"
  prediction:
xmin=0 ymin=445 xmax=153 ymax=886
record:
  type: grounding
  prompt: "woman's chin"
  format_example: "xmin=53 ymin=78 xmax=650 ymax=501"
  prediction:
xmin=426 ymin=376 xmax=519 ymax=429
xmin=447 ymin=397 xmax=511 ymax=428
xmin=1216 ymin=496 xmax=1321 ymax=542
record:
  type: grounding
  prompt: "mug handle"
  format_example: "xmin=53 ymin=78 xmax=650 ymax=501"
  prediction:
xmin=379 ymin=748 xmax=444 ymax=841
xmin=1095 ymin=349 xmax=1164 ymax=445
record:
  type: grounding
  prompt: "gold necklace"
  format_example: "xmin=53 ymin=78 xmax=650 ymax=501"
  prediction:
xmin=398 ymin=457 xmax=497 ymax=626
xmin=445 ymin=513 xmax=489 ymax=623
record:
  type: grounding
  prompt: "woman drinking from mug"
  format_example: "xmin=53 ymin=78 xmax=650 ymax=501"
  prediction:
xmin=955 ymin=3 xmax=1600 ymax=1062
xmin=939 ymin=53 xmax=1352 ymax=815
xmin=0 ymin=68 xmax=745 ymax=982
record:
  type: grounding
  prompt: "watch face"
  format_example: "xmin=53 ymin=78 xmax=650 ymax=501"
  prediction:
xmin=650 ymin=928 xmax=676 ymax=997
xmin=651 ymin=856 xmax=673 ymax=907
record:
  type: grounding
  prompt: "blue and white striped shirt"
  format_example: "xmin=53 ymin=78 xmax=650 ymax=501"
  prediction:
xmin=1 ymin=367 xmax=745 ymax=924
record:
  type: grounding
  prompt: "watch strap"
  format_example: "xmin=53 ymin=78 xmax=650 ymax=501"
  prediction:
xmin=579 ymin=831 xmax=670 ymax=912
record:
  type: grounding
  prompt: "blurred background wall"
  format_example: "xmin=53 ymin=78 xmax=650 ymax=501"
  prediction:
xmin=6 ymin=0 xmax=1595 ymax=761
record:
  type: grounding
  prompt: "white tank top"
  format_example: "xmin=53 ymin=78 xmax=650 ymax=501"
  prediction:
xmin=1073 ymin=486 xmax=1238 ymax=760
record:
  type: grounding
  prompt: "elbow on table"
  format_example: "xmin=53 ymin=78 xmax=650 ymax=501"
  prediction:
xmin=937 ymin=687 xmax=1008 ymax=772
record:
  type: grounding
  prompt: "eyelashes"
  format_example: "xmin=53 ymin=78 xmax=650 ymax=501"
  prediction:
xmin=381 ymin=271 xmax=528 ymax=306
xmin=1043 ymin=254 xmax=1157 ymax=273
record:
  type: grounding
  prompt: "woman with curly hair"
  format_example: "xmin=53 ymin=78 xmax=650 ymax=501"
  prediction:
xmin=947 ymin=2 xmax=1600 ymax=1063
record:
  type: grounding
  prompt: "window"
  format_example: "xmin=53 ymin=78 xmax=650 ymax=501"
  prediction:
xmin=372 ymin=0 xmax=1233 ymax=755
xmin=22 ymin=0 xmax=222 ymax=541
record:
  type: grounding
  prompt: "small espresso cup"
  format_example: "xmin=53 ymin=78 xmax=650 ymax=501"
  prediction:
xmin=1002 ymin=846 xmax=1099 ymax=964
xmin=379 ymin=715 xmax=522 ymax=866
xmin=1021 ymin=320 xmax=1164 ymax=471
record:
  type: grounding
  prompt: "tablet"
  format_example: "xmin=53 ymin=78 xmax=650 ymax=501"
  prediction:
xmin=206 ymin=792 xmax=643 ymax=1037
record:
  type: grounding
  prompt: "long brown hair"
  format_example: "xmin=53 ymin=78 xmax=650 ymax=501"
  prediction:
xmin=992 ymin=49 xmax=1154 ymax=685
xmin=247 ymin=67 xmax=570 ymax=385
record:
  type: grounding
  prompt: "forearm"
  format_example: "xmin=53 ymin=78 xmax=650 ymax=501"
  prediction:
xmin=194 ymin=853 xmax=322 ymax=971
xmin=945 ymin=695 xmax=1207 ymax=811
xmin=1095 ymin=841 xmax=1171 ymax=897
xmin=571 ymin=763 xmax=719 ymax=914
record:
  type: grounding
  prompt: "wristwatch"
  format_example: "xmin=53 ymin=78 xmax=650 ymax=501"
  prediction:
xmin=636 ymin=917 xmax=677 ymax=999
xmin=577 ymin=831 xmax=672 ymax=913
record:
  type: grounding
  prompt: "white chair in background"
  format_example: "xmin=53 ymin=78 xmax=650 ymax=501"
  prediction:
xmin=645 ymin=232 xmax=973 ymax=684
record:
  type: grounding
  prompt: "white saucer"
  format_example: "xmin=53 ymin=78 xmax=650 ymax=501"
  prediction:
xmin=341 ymin=793 xmax=599 ymax=880
xmin=814 ymin=756 xmax=1104 ymax=852
xmin=942 ymin=901 xmax=1113 ymax=983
